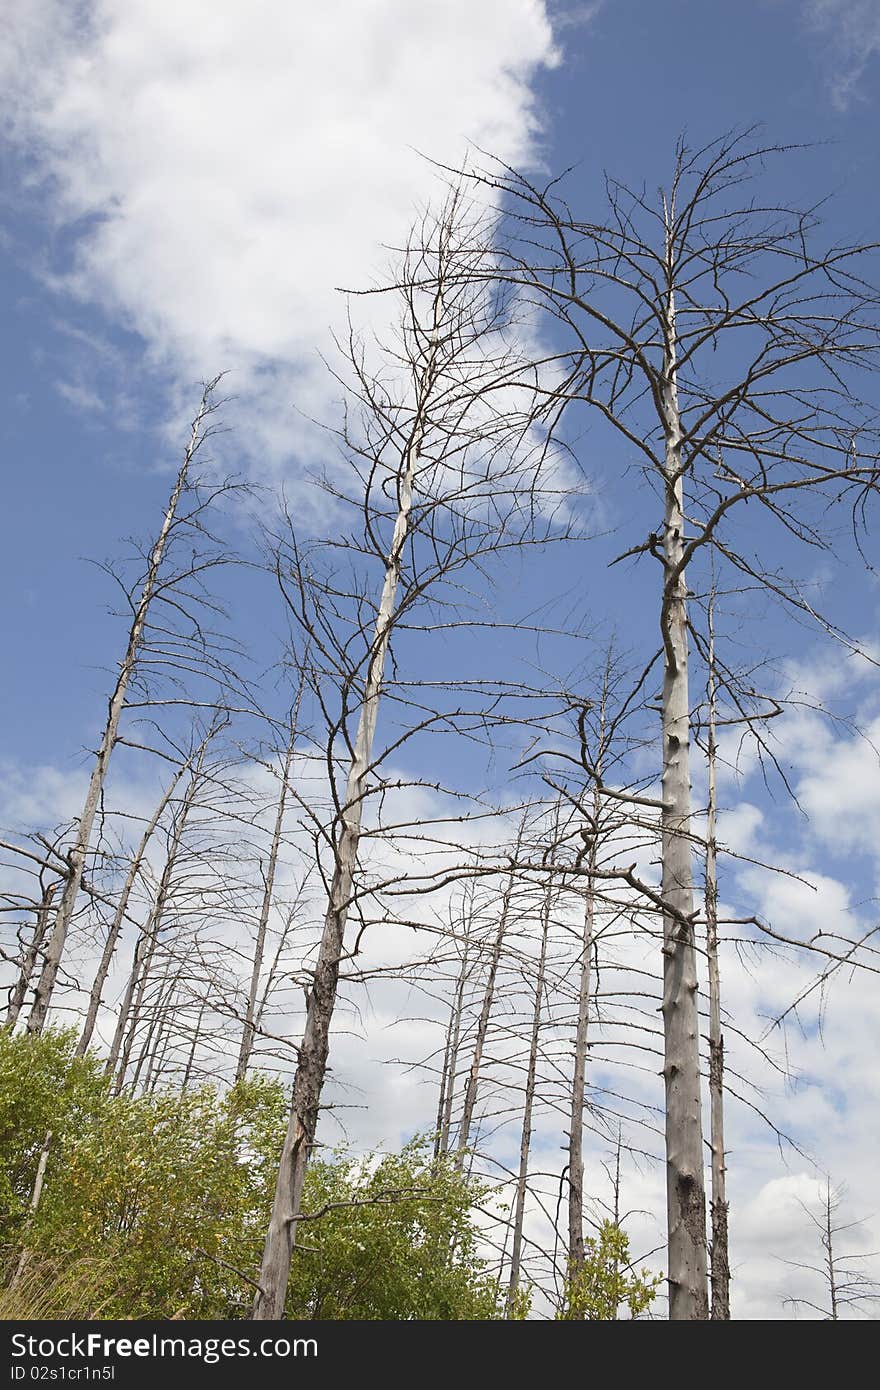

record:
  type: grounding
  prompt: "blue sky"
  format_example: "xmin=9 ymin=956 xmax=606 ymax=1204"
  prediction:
xmin=2 ymin=1 xmax=880 ymax=1317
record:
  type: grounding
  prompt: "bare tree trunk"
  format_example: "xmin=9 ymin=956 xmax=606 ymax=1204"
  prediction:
xmin=6 ymin=882 xmax=58 ymax=1028
xmin=455 ymin=866 xmax=517 ymax=1169
xmin=823 ymin=1179 xmax=839 ymax=1321
xmin=506 ymin=872 xmax=551 ymax=1316
xmin=434 ymin=923 xmax=472 ymax=1162
xmin=108 ymin=770 xmax=198 ymax=1086
xmin=76 ymin=766 xmax=184 ymax=1056
xmin=26 ymin=382 xmax=219 ymax=1034
xmin=182 ymin=997 xmax=206 ymax=1090
xmin=568 ymin=850 xmax=596 ymax=1275
xmin=236 ymin=700 xmax=301 ymax=1081
xmin=12 ymin=1129 xmax=53 ymax=1285
xmin=706 ymin=590 xmax=730 ymax=1319
xmin=252 ymin=293 xmax=444 ymax=1321
xmin=659 ymin=234 xmax=709 ymax=1319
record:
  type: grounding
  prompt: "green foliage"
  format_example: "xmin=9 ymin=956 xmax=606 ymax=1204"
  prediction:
xmin=0 ymin=1026 xmax=108 ymax=1247
xmin=557 ymin=1221 xmax=661 ymax=1321
xmin=0 ymin=1030 xmax=510 ymax=1320
xmin=286 ymin=1139 xmax=508 ymax=1320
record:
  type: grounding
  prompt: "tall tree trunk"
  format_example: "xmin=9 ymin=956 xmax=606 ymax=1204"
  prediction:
xmin=76 ymin=765 xmax=184 ymax=1056
xmin=434 ymin=922 xmax=472 ymax=1162
xmin=26 ymin=382 xmax=218 ymax=1034
xmin=6 ymin=881 xmax=58 ymax=1028
xmin=252 ymin=295 xmax=444 ymax=1321
xmin=236 ymin=698 xmax=301 ymax=1081
xmin=659 ymin=230 xmax=709 ymax=1319
xmin=455 ymin=866 xmax=517 ymax=1169
xmin=107 ymin=769 xmax=198 ymax=1086
xmin=706 ymin=590 xmax=730 ymax=1319
xmin=506 ymin=872 xmax=551 ymax=1316
xmin=568 ymin=842 xmax=596 ymax=1277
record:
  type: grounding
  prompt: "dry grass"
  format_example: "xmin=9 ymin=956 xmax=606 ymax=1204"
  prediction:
xmin=0 ymin=1253 xmax=120 ymax=1320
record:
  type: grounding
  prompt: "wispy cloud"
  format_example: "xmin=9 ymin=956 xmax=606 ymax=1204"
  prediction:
xmin=801 ymin=0 xmax=880 ymax=109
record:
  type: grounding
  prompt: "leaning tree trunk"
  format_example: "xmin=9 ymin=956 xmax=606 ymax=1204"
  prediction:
xmin=107 ymin=773 xmax=197 ymax=1087
xmin=26 ymin=383 xmax=218 ymax=1034
xmin=76 ymin=764 xmax=184 ymax=1056
xmin=434 ymin=917 xmax=473 ymax=1161
xmin=236 ymin=698 xmax=301 ymax=1081
xmin=455 ymin=866 xmax=517 ymax=1169
xmin=6 ymin=880 xmax=59 ymax=1028
xmin=705 ymin=592 xmax=730 ymax=1318
xmin=658 ymin=247 xmax=709 ymax=1319
xmin=252 ymin=300 xmax=444 ymax=1320
xmin=506 ymin=871 xmax=551 ymax=1316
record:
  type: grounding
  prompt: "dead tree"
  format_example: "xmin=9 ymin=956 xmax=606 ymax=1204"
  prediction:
xmin=465 ymin=130 xmax=880 ymax=1316
xmin=785 ymin=1179 xmax=880 ymax=1320
xmin=76 ymin=762 xmax=186 ymax=1056
xmin=506 ymin=863 xmax=553 ymax=1315
xmin=235 ymin=685 xmax=303 ymax=1081
xmin=252 ymin=189 xmax=562 ymax=1318
xmin=704 ymin=587 xmax=730 ymax=1319
xmin=26 ymin=379 xmax=228 ymax=1033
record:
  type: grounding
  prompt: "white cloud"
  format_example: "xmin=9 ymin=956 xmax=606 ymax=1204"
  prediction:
xmin=801 ymin=0 xmax=880 ymax=109
xmin=2 ymin=1 xmax=559 ymax=469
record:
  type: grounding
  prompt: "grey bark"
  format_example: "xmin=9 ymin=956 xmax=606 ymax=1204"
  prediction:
xmin=6 ymin=880 xmax=59 ymax=1028
xmin=252 ymin=285 xmax=445 ymax=1322
xmin=659 ymin=222 xmax=709 ymax=1319
xmin=108 ymin=761 xmax=201 ymax=1088
xmin=76 ymin=765 xmax=185 ymax=1056
xmin=706 ymin=591 xmax=730 ymax=1319
xmin=434 ymin=918 xmax=473 ymax=1162
xmin=506 ymin=872 xmax=551 ymax=1316
xmin=455 ymin=867 xmax=517 ymax=1169
xmin=26 ymin=382 xmax=219 ymax=1034
xmin=236 ymin=699 xmax=301 ymax=1081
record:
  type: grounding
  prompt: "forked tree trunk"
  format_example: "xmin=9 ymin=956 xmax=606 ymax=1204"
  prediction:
xmin=236 ymin=700 xmax=301 ymax=1081
xmin=26 ymin=383 xmax=218 ymax=1034
xmin=506 ymin=872 xmax=551 ymax=1315
xmin=706 ymin=592 xmax=730 ymax=1319
xmin=252 ymin=297 xmax=444 ymax=1320
xmin=76 ymin=765 xmax=185 ymax=1056
xmin=659 ymin=227 xmax=709 ymax=1318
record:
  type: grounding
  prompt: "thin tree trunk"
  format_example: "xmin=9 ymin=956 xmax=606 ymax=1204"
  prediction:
xmin=108 ymin=769 xmax=198 ymax=1086
xmin=236 ymin=699 xmax=301 ymax=1081
xmin=76 ymin=765 xmax=184 ymax=1056
xmin=434 ymin=907 xmax=473 ymax=1161
xmin=568 ymin=703 xmax=605 ymax=1280
xmin=568 ymin=845 xmax=596 ymax=1276
xmin=659 ymin=226 xmax=709 ymax=1319
xmin=252 ymin=292 xmax=445 ymax=1320
xmin=12 ymin=1129 xmax=53 ymax=1285
xmin=706 ymin=590 xmax=730 ymax=1319
xmin=455 ymin=866 xmax=517 ymax=1169
xmin=6 ymin=881 xmax=58 ymax=1028
xmin=26 ymin=382 xmax=218 ymax=1034
xmin=181 ymin=996 xmax=206 ymax=1090
xmin=506 ymin=873 xmax=551 ymax=1316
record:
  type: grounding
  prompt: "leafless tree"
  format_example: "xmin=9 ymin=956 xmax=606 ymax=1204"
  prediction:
xmin=252 ymin=189 xmax=567 ymax=1318
xmin=458 ymin=129 xmax=880 ymax=1316
xmin=785 ymin=1179 xmax=880 ymax=1320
